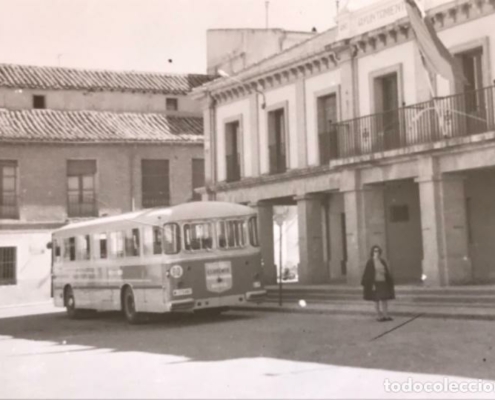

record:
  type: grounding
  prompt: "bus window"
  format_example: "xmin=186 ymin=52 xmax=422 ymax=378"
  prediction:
xmin=53 ymin=239 xmax=61 ymax=263
xmin=184 ymin=223 xmax=213 ymax=251
xmin=164 ymin=223 xmax=180 ymax=254
xmin=125 ymin=228 xmax=140 ymax=257
xmin=64 ymin=237 xmax=76 ymax=261
xmin=217 ymin=220 xmax=246 ymax=249
xmin=248 ymin=216 xmax=260 ymax=247
xmin=99 ymin=233 xmax=108 ymax=259
xmin=77 ymin=235 xmax=91 ymax=260
xmin=152 ymin=227 xmax=163 ymax=255
xmin=110 ymin=231 xmax=125 ymax=258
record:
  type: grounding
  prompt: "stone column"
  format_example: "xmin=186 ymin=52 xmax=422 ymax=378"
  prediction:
xmin=296 ymin=194 xmax=328 ymax=284
xmin=251 ymin=202 xmax=276 ymax=285
xmin=341 ymin=171 xmax=386 ymax=285
xmin=416 ymin=160 xmax=472 ymax=286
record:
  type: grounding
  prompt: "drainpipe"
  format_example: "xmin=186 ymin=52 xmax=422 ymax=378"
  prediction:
xmin=207 ymin=92 xmax=217 ymax=201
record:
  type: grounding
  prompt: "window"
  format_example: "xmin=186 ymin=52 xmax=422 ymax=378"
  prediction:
xmin=218 ymin=220 xmax=246 ymax=249
xmin=124 ymin=229 xmax=140 ymax=257
xmin=143 ymin=226 xmax=163 ymax=255
xmin=63 ymin=237 xmax=76 ymax=262
xmin=98 ymin=233 xmax=108 ymax=259
xmin=248 ymin=216 xmax=260 ymax=247
xmin=184 ymin=222 xmax=213 ymax=251
xmin=191 ymin=158 xmax=204 ymax=201
xmin=0 ymin=161 xmax=18 ymax=219
xmin=0 ymin=247 xmax=16 ymax=285
xmin=166 ymin=98 xmax=178 ymax=111
xmin=33 ymin=95 xmax=46 ymax=109
xmin=317 ymin=94 xmax=338 ymax=164
xmin=390 ymin=205 xmax=409 ymax=223
xmin=77 ymin=235 xmax=91 ymax=260
xmin=374 ymin=72 xmax=400 ymax=150
xmin=268 ymin=108 xmax=287 ymax=174
xmin=456 ymin=47 xmax=486 ymax=133
xmin=456 ymin=47 xmax=483 ymax=93
xmin=53 ymin=240 xmax=62 ymax=263
xmin=164 ymin=223 xmax=181 ymax=254
xmin=225 ymin=121 xmax=241 ymax=182
xmin=109 ymin=231 xmax=125 ymax=258
xmin=67 ymin=160 xmax=97 ymax=218
xmin=142 ymin=159 xmax=170 ymax=208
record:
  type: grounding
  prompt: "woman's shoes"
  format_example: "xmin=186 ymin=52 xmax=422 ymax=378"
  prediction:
xmin=376 ymin=316 xmax=393 ymax=322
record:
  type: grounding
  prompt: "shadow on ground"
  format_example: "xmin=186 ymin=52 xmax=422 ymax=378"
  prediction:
xmin=0 ymin=308 xmax=494 ymax=382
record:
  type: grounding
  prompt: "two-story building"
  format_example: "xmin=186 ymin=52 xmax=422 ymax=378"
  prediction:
xmin=0 ymin=63 xmax=213 ymax=305
xmin=192 ymin=0 xmax=495 ymax=287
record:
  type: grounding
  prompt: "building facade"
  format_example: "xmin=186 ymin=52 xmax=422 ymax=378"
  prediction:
xmin=0 ymin=64 xmax=212 ymax=305
xmin=193 ymin=0 xmax=495 ymax=287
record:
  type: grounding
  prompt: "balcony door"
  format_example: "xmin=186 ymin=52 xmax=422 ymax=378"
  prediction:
xmin=268 ymin=108 xmax=287 ymax=174
xmin=456 ymin=47 xmax=486 ymax=134
xmin=225 ymin=121 xmax=241 ymax=182
xmin=374 ymin=72 xmax=400 ymax=150
xmin=317 ymin=93 xmax=338 ymax=164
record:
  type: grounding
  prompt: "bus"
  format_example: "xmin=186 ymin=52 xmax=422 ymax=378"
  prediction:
xmin=50 ymin=201 xmax=266 ymax=324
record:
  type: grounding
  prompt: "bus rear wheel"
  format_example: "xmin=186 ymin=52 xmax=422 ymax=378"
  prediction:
xmin=122 ymin=287 xmax=144 ymax=324
xmin=64 ymin=286 xmax=79 ymax=319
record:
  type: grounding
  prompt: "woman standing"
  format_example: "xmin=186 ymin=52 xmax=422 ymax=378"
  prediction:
xmin=361 ymin=245 xmax=395 ymax=322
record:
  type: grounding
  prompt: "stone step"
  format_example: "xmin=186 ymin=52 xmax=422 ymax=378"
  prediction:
xmin=265 ymin=288 xmax=495 ymax=304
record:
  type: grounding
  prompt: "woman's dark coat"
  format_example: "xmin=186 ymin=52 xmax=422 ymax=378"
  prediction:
xmin=361 ymin=258 xmax=395 ymax=301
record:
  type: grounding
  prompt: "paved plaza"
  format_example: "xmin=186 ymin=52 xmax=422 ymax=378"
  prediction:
xmin=0 ymin=304 xmax=494 ymax=398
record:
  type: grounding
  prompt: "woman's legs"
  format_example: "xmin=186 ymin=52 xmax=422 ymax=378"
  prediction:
xmin=374 ymin=301 xmax=383 ymax=319
xmin=381 ymin=300 xmax=393 ymax=320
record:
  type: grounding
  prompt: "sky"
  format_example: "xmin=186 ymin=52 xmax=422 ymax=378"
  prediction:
xmin=0 ymin=0 xmax=362 ymax=75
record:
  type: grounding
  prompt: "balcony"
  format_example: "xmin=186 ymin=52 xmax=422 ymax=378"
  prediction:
xmin=327 ymin=85 xmax=495 ymax=160
xmin=67 ymin=194 xmax=97 ymax=218
xmin=142 ymin=193 xmax=169 ymax=208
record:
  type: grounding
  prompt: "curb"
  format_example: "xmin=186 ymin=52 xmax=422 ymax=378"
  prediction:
xmin=0 ymin=300 xmax=52 ymax=310
xmin=233 ymin=304 xmax=495 ymax=322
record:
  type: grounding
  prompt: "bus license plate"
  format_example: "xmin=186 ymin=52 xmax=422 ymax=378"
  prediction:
xmin=173 ymin=288 xmax=193 ymax=296
xmin=205 ymin=261 xmax=232 ymax=293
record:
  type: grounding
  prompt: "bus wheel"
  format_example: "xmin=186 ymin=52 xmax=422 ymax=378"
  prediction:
xmin=122 ymin=287 xmax=143 ymax=324
xmin=64 ymin=286 xmax=79 ymax=319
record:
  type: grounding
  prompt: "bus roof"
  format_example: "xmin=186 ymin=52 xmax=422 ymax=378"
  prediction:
xmin=54 ymin=201 xmax=257 ymax=235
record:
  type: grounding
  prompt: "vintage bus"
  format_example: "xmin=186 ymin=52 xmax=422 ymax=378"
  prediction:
xmin=50 ymin=201 xmax=265 ymax=323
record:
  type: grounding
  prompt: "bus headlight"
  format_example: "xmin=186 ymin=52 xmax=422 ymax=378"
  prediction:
xmin=169 ymin=265 xmax=183 ymax=279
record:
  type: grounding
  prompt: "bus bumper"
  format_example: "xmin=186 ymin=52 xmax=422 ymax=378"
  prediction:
xmin=245 ymin=290 xmax=266 ymax=303
xmin=169 ymin=299 xmax=195 ymax=311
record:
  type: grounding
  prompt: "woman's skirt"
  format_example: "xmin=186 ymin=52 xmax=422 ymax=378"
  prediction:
xmin=374 ymin=281 xmax=395 ymax=301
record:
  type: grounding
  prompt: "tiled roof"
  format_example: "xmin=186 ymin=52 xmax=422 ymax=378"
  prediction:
xmin=0 ymin=109 xmax=203 ymax=144
xmin=0 ymin=64 xmax=215 ymax=94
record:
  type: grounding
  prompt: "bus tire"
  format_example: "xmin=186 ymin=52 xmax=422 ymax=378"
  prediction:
xmin=122 ymin=286 xmax=144 ymax=324
xmin=64 ymin=286 xmax=80 ymax=319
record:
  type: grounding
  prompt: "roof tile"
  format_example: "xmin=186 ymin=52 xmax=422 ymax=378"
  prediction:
xmin=0 ymin=109 xmax=203 ymax=144
xmin=0 ymin=64 xmax=215 ymax=94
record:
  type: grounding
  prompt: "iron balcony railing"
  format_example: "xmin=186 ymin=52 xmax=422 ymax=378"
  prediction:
xmin=67 ymin=194 xmax=98 ymax=218
xmin=0 ymin=194 xmax=19 ymax=219
xmin=142 ymin=193 xmax=170 ymax=208
xmin=326 ymin=85 xmax=495 ymax=160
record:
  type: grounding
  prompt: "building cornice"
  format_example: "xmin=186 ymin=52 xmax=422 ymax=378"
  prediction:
xmin=193 ymin=0 xmax=495 ymax=106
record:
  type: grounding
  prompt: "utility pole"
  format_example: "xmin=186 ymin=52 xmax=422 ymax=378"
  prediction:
xmin=265 ymin=1 xmax=269 ymax=29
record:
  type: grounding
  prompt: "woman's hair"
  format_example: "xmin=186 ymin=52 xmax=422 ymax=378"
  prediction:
xmin=370 ymin=245 xmax=382 ymax=258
